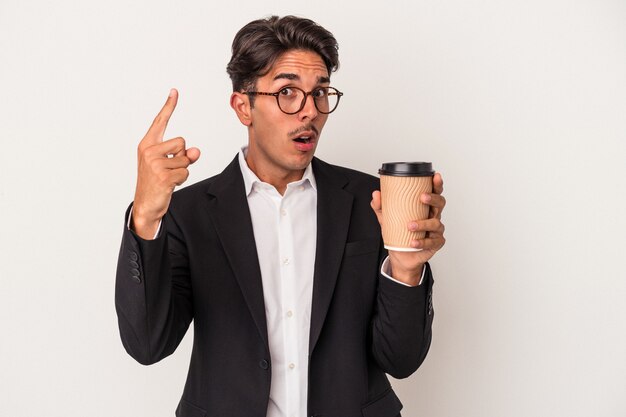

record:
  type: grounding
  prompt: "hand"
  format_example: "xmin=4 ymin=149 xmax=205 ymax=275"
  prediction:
xmin=132 ymin=89 xmax=201 ymax=239
xmin=370 ymin=173 xmax=446 ymax=285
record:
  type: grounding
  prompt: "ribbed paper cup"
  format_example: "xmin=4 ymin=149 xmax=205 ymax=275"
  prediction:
xmin=379 ymin=162 xmax=434 ymax=251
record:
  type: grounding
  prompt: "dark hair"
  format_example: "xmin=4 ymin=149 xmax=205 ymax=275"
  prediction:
xmin=226 ymin=15 xmax=339 ymax=94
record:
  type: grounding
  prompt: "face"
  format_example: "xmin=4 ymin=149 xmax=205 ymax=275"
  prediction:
xmin=231 ymin=49 xmax=330 ymax=185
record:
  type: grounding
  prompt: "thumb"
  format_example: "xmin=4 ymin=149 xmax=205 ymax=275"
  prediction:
xmin=370 ymin=190 xmax=383 ymax=224
xmin=186 ymin=147 xmax=201 ymax=164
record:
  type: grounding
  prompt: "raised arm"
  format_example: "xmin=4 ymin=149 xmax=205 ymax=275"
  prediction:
xmin=115 ymin=90 xmax=200 ymax=365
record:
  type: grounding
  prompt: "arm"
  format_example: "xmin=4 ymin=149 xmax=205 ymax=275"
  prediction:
xmin=370 ymin=259 xmax=434 ymax=379
xmin=115 ymin=89 xmax=200 ymax=364
xmin=369 ymin=173 xmax=445 ymax=377
xmin=115 ymin=205 xmax=193 ymax=365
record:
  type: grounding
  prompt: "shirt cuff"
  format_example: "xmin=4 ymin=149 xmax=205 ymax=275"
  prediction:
xmin=380 ymin=256 xmax=426 ymax=287
xmin=127 ymin=206 xmax=162 ymax=240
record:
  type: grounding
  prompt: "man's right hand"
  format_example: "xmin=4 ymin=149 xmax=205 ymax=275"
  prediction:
xmin=131 ymin=89 xmax=201 ymax=239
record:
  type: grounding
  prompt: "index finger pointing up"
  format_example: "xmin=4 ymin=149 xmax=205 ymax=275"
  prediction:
xmin=144 ymin=88 xmax=179 ymax=144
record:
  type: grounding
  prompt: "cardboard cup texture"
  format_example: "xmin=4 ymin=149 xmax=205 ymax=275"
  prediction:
xmin=379 ymin=162 xmax=434 ymax=251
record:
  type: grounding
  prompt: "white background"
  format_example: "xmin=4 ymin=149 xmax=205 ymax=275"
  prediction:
xmin=1 ymin=0 xmax=625 ymax=416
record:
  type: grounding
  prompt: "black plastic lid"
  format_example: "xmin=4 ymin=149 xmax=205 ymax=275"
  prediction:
xmin=379 ymin=162 xmax=434 ymax=177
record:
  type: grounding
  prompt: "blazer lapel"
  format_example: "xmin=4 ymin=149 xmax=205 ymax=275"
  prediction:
xmin=309 ymin=158 xmax=354 ymax=354
xmin=205 ymin=156 xmax=269 ymax=351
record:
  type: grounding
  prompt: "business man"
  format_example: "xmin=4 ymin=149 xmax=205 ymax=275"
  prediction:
xmin=116 ymin=15 xmax=446 ymax=417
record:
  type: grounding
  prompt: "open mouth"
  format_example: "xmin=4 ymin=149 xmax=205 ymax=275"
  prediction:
xmin=293 ymin=136 xmax=312 ymax=143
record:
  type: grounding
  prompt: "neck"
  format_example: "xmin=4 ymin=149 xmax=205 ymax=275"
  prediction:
xmin=245 ymin=155 xmax=305 ymax=196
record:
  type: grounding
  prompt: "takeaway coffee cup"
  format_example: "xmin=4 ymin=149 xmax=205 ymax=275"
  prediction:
xmin=379 ymin=162 xmax=435 ymax=251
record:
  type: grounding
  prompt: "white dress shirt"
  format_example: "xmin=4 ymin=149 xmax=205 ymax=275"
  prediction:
xmin=238 ymin=148 xmax=316 ymax=417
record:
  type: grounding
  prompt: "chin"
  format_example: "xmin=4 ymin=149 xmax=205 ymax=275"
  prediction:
xmin=292 ymin=154 xmax=315 ymax=169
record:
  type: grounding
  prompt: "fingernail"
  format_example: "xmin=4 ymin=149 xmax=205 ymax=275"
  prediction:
xmin=409 ymin=222 xmax=418 ymax=231
xmin=422 ymin=194 xmax=431 ymax=203
xmin=169 ymin=88 xmax=176 ymax=97
xmin=412 ymin=240 xmax=422 ymax=248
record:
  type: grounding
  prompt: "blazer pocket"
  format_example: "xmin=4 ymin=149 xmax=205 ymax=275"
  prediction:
xmin=176 ymin=399 xmax=207 ymax=417
xmin=361 ymin=388 xmax=403 ymax=417
xmin=344 ymin=238 xmax=380 ymax=257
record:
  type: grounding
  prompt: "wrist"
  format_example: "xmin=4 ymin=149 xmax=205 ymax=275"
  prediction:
xmin=130 ymin=205 xmax=162 ymax=240
xmin=387 ymin=261 xmax=424 ymax=286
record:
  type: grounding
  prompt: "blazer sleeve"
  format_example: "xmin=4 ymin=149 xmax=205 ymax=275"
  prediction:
xmin=370 ymin=255 xmax=434 ymax=379
xmin=115 ymin=204 xmax=193 ymax=365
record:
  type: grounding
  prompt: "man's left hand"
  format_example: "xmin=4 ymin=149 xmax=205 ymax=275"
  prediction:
xmin=370 ymin=173 xmax=446 ymax=286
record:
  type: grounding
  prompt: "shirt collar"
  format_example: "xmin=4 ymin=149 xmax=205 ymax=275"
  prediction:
xmin=238 ymin=146 xmax=317 ymax=196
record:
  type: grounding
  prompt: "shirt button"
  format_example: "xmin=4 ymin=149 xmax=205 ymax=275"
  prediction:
xmin=280 ymin=209 xmax=287 ymax=216
xmin=288 ymin=363 xmax=295 ymax=369
xmin=286 ymin=310 xmax=293 ymax=318
xmin=282 ymin=258 xmax=290 ymax=266
xmin=259 ymin=359 xmax=269 ymax=370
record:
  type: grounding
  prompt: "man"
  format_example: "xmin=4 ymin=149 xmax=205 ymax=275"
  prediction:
xmin=116 ymin=15 xmax=446 ymax=417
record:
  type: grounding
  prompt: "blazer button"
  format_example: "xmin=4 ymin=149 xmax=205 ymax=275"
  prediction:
xmin=129 ymin=251 xmax=138 ymax=261
xmin=129 ymin=261 xmax=139 ymax=269
xmin=130 ymin=268 xmax=141 ymax=284
xmin=259 ymin=359 xmax=269 ymax=370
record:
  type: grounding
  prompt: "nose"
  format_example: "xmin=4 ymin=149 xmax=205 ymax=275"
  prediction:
xmin=298 ymin=93 xmax=319 ymax=121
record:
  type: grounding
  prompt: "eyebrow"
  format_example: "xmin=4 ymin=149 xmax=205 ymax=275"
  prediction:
xmin=273 ymin=73 xmax=331 ymax=84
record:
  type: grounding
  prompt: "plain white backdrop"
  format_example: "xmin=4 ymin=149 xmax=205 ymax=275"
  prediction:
xmin=1 ymin=0 xmax=625 ymax=416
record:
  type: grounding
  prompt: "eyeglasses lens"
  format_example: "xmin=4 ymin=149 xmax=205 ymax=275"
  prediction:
xmin=277 ymin=88 xmax=340 ymax=114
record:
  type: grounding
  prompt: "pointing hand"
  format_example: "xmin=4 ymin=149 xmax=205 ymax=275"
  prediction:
xmin=131 ymin=89 xmax=201 ymax=239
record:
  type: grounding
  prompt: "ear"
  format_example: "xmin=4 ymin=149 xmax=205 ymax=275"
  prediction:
xmin=230 ymin=92 xmax=252 ymax=126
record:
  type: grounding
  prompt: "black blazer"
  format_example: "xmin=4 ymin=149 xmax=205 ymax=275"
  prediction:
xmin=115 ymin=156 xmax=434 ymax=417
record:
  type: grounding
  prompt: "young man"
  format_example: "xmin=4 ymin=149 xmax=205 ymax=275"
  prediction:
xmin=116 ymin=15 xmax=446 ymax=417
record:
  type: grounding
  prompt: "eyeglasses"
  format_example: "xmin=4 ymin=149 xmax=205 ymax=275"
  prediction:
xmin=244 ymin=86 xmax=343 ymax=115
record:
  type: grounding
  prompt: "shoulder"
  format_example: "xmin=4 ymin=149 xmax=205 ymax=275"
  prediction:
xmin=168 ymin=170 xmax=235 ymax=218
xmin=313 ymin=157 xmax=379 ymax=192
xmin=170 ymin=155 xmax=241 ymax=208
xmin=173 ymin=175 xmax=216 ymax=199
xmin=169 ymin=175 xmax=214 ymax=204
